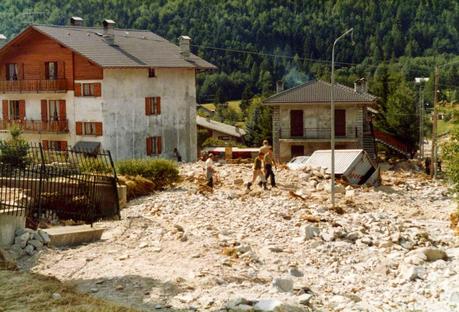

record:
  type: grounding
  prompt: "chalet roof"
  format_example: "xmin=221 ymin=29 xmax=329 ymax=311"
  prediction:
xmin=3 ymin=25 xmax=216 ymax=69
xmin=196 ymin=116 xmax=246 ymax=138
xmin=263 ymin=80 xmax=376 ymax=105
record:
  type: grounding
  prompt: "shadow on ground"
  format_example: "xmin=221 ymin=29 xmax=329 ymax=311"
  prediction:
xmin=70 ymin=274 xmax=191 ymax=311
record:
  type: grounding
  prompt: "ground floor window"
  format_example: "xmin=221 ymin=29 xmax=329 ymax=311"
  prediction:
xmin=42 ymin=140 xmax=68 ymax=151
xmin=146 ymin=136 xmax=162 ymax=156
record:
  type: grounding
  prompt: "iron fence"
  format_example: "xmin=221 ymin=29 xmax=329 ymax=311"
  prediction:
xmin=0 ymin=143 xmax=119 ymax=228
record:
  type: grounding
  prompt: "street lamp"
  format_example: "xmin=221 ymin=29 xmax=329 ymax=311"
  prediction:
xmin=330 ymin=28 xmax=353 ymax=209
xmin=415 ymin=77 xmax=429 ymax=159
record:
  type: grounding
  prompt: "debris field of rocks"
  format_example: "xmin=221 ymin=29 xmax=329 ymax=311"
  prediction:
xmin=22 ymin=161 xmax=459 ymax=311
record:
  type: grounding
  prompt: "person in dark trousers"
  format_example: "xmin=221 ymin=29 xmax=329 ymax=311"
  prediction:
xmin=247 ymin=152 xmax=267 ymax=190
xmin=173 ymin=148 xmax=182 ymax=162
xmin=264 ymin=147 xmax=277 ymax=188
xmin=425 ymin=157 xmax=431 ymax=175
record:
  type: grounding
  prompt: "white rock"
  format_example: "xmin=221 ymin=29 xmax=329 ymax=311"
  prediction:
xmin=52 ymin=292 xmax=62 ymax=300
xmin=254 ymin=299 xmax=283 ymax=311
xmin=38 ymin=230 xmax=51 ymax=244
xmin=288 ymin=267 xmax=304 ymax=277
xmin=299 ymin=225 xmax=320 ymax=241
xmin=28 ymin=239 xmax=43 ymax=250
xmin=298 ymin=293 xmax=313 ymax=305
xmin=24 ymin=244 xmax=35 ymax=256
xmin=272 ymin=277 xmax=293 ymax=292
xmin=15 ymin=232 xmax=30 ymax=248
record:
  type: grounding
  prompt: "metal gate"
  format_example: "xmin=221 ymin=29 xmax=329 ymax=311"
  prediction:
xmin=0 ymin=143 xmax=120 ymax=228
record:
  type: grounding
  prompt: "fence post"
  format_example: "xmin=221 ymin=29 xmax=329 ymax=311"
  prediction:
xmin=37 ymin=143 xmax=46 ymax=222
xmin=107 ymin=150 xmax=121 ymax=219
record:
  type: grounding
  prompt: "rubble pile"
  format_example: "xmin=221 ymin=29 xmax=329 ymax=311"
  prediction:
xmin=30 ymin=163 xmax=459 ymax=312
xmin=9 ymin=228 xmax=50 ymax=258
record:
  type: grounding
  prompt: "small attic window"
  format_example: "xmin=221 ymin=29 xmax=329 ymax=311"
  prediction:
xmin=148 ymin=68 xmax=156 ymax=78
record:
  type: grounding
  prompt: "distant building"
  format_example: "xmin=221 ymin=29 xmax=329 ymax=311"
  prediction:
xmin=0 ymin=18 xmax=215 ymax=161
xmin=196 ymin=115 xmax=246 ymax=143
xmin=263 ymin=79 xmax=378 ymax=162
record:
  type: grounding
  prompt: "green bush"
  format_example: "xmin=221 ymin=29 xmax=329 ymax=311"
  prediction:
xmin=442 ymin=128 xmax=459 ymax=195
xmin=0 ymin=125 xmax=30 ymax=169
xmin=78 ymin=159 xmax=113 ymax=174
xmin=115 ymin=158 xmax=179 ymax=189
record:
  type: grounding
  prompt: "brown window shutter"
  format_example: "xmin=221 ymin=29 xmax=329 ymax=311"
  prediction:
xmin=44 ymin=62 xmax=49 ymax=80
xmin=18 ymin=63 xmax=24 ymax=80
xmin=157 ymin=97 xmax=161 ymax=114
xmin=93 ymin=83 xmax=101 ymax=97
xmin=40 ymin=99 xmax=48 ymax=121
xmin=145 ymin=97 xmax=151 ymax=115
xmin=2 ymin=100 xmax=9 ymax=120
xmin=58 ymin=100 xmax=66 ymax=120
xmin=74 ymin=83 xmax=81 ymax=96
xmin=57 ymin=61 xmax=65 ymax=79
xmin=146 ymin=137 xmax=152 ymax=156
xmin=42 ymin=140 xmax=49 ymax=150
xmin=95 ymin=122 xmax=103 ymax=136
xmin=75 ymin=122 xmax=83 ymax=135
xmin=60 ymin=141 xmax=68 ymax=151
xmin=157 ymin=136 xmax=162 ymax=154
xmin=19 ymin=100 xmax=25 ymax=120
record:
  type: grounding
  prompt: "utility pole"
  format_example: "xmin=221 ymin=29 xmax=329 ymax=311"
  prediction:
xmin=415 ymin=77 xmax=429 ymax=159
xmin=431 ymin=65 xmax=439 ymax=178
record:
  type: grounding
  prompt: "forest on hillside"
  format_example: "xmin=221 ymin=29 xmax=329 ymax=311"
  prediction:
xmin=0 ymin=0 xmax=458 ymax=147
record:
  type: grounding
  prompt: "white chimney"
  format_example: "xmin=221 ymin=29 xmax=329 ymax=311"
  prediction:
xmin=70 ymin=16 xmax=83 ymax=26
xmin=354 ymin=77 xmax=368 ymax=93
xmin=178 ymin=35 xmax=191 ymax=60
xmin=276 ymin=80 xmax=284 ymax=93
xmin=103 ymin=19 xmax=116 ymax=45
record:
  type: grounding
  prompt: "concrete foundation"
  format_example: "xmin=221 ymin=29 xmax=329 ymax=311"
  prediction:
xmin=44 ymin=225 xmax=104 ymax=247
xmin=0 ymin=211 xmax=25 ymax=247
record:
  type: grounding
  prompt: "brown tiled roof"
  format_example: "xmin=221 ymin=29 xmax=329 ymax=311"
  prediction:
xmin=263 ymin=80 xmax=376 ymax=105
xmin=27 ymin=25 xmax=216 ymax=69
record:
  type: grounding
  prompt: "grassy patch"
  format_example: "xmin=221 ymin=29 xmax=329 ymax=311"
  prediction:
xmin=0 ymin=270 xmax=136 ymax=312
xmin=116 ymin=159 xmax=179 ymax=187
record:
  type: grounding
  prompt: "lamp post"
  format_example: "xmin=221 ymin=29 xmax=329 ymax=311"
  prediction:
xmin=331 ymin=28 xmax=353 ymax=209
xmin=415 ymin=77 xmax=429 ymax=159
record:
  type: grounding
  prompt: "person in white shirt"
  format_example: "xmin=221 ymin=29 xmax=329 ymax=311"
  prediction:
xmin=205 ymin=153 xmax=215 ymax=187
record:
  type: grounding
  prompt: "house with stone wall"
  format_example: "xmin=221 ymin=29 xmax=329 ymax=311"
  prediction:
xmin=263 ymin=79 xmax=378 ymax=162
xmin=0 ymin=17 xmax=215 ymax=161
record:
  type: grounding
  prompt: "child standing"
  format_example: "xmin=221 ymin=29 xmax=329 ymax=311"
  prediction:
xmin=247 ymin=152 xmax=267 ymax=190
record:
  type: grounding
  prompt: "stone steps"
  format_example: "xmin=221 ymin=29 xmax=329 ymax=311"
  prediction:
xmin=43 ymin=225 xmax=104 ymax=247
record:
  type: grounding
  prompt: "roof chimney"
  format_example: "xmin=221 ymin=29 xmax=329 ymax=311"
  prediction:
xmin=276 ymin=80 xmax=284 ymax=93
xmin=0 ymin=34 xmax=6 ymax=48
xmin=178 ymin=35 xmax=191 ymax=61
xmin=70 ymin=16 xmax=83 ymax=26
xmin=103 ymin=19 xmax=116 ymax=45
xmin=354 ymin=77 xmax=368 ymax=93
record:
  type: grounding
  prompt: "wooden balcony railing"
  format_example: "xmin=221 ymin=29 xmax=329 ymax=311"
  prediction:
xmin=0 ymin=119 xmax=69 ymax=133
xmin=0 ymin=79 xmax=68 ymax=93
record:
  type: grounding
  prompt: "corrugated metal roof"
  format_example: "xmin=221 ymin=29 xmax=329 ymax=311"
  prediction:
xmin=263 ymin=80 xmax=376 ymax=104
xmin=22 ymin=25 xmax=216 ymax=69
xmin=196 ymin=116 xmax=246 ymax=138
xmin=305 ymin=149 xmax=364 ymax=174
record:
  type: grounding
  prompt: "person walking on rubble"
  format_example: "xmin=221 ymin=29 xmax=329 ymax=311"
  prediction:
xmin=206 ymin=153 xmax=215 ymax=188
xmin=264 ymin=147 xmax=277 ymax=188
xmin=247 ymin=152 xmax=267 ymax=190
xmin=260 ymin=139 xmax=270 ymax=155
